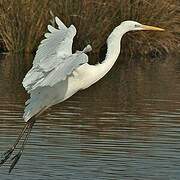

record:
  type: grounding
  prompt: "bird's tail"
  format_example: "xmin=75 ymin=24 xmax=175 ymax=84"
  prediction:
xmin=0 ymin=117 xmax=36 ymax=173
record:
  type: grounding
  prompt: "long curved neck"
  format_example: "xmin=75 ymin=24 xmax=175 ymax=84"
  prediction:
xmin=94 ymin=25 xmax=126 ymax=80
xmin=79 ymin=25 xmax=128 ymax=90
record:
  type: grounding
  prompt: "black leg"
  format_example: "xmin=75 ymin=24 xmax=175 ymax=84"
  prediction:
xmin=0 ymin=118 xmax=35 ymax=172
xmin=9 ymin=118 xmax=35 ymax=173
xmin=0 ymin=123 xmax=29 ymax=166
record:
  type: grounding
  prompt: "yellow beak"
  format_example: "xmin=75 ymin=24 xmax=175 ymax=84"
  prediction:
xmin=141 ymin=25 xmax=165 ymax=31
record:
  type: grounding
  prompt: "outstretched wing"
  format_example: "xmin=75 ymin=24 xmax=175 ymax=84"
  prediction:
xmin=33 ymin=17 xmax=75 ymax=65
xmin=23 ymin=17 xmax=92 ymax=93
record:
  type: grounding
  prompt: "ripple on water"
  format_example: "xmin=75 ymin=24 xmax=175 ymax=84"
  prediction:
xmin=0 ymin=54 xmax=180 ymax=179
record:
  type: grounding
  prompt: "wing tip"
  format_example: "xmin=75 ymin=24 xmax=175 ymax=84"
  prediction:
xmin=55 ymin=16 xmax=59 ymax=22
xmin=47 ymin=25 xmax=58 ymax=32
xmin=55 ymin=16 xmax=67 ymax=29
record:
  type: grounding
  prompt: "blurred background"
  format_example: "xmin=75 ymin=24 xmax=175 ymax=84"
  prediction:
xmin=0 ymin=1 xmax=180 ymax=179
xmin=0 ymin=0 xmax=179 ymax=60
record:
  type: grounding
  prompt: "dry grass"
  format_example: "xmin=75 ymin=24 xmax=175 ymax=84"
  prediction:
xmin=114 ymin=0 xmax=180 ymax=57
xmin=0 ymin=0 xmax=179 ymax=58
xmin=0 ymin=0 xmax=50 ymax=52
xmin=49 ymin=0 xmax=120 ymax=52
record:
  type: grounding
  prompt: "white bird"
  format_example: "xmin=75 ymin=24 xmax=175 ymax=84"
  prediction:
xmin=0 ymin=17 xmax=164 ymax=173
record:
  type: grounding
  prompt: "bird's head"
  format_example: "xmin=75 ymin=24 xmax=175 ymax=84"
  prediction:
xmin=120 ymin=20 xmax=164 ymax=32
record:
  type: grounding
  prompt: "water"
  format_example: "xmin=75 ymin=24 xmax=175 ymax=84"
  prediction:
xmin=0 ymin=54 xmax=180 ymax=180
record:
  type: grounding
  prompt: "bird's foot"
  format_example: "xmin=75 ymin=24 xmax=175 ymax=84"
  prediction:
xmin=9 ymin=151 xmax=22 ymax=173
xmin=0 ymin=148 xmax=14 ymax=166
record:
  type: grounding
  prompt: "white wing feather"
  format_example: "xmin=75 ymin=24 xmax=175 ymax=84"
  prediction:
xmin=22 ymin=17 xmax=92 ymax=121
xmin=23 ymin=51 xmax=89 ymax=92
xmin=33 ymin=17 xmax=76 ymax=66
xmin=22 ymin=17 xmax=92 ymax=93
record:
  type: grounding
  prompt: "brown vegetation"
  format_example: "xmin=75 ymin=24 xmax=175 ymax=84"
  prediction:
xmin=0 ymin=0 xmax=179 ymax=59
xmin=0 ymin=0 xmax=50 ymax=52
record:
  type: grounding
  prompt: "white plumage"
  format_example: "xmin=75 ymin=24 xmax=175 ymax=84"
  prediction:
xmin=23 ymin=17 xmax=92 ymax=121
xmin=22 ymin=17 xmax=164 ymax=122
xmin=1 ymin=17 xmax=164 ymax=173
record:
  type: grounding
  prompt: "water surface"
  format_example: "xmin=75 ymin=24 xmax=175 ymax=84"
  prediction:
xmin=0 ymin=54 xmax=180 ymax=180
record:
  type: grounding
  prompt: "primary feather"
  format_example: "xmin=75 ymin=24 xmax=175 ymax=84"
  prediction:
xmin=22 ymin=17 xmax=92 ymax=121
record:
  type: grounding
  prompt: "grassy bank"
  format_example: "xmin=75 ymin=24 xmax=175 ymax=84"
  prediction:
xmin=0 ymin=0 xmax=179 ymax=59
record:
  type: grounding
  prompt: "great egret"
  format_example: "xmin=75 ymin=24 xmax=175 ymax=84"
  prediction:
xmin=0 ymin=17 xmax=164 ymax=173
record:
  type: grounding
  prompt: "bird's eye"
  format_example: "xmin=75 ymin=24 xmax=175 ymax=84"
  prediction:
xmin=135 ymin=24 xmax=139 ymax=28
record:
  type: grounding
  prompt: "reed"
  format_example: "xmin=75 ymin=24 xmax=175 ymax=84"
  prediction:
xmin=0 ymin=0 xmax=50 ymax=52
xmin=0 ymin=0 xmax=179 ymax=58
xmin=114 ymin=0 xmax=180 ymax=57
